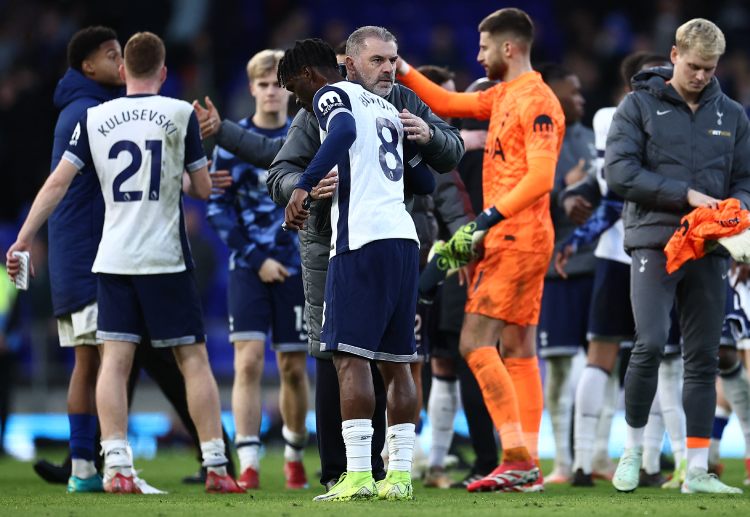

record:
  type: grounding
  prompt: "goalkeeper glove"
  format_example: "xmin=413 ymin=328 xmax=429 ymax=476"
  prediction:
xmin=418 ymin=207 xmax=505 ymax=302
xmin=445 ymin=206 xmax=504 ymax=263
xmin=418 ymin=240 xmax=462 ymax=304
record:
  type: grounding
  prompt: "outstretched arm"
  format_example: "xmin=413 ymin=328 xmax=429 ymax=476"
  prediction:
xmin=397 ymin=59 xmax=491 ymax=120
xmin=193 ymin=96 xmax=286 ymax=168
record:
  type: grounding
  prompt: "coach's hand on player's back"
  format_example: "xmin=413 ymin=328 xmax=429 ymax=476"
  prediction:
xmin=285 ymin=188 xmax=310 ymax=231
xmin=258 ymin=258 xmax=290 ymax=283
xmin=687 ymin=188 xmax=721 ymax=209
xmin=310 ymin=169 xmax=338 ymax=200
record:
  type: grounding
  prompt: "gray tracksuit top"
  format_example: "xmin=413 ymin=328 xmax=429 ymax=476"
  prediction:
xmin=606 ymin=66 xmax=750 ymax=251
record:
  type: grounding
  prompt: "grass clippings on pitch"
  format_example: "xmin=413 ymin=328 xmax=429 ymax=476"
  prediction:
xmin=0 ymin=448 xmax=748 ymax=516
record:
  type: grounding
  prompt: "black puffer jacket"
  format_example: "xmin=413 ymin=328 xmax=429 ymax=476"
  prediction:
xmin=606 ymin=67 xmax=750 ymax=251
xmin=267 ymin=84 xmax=464 ymax=358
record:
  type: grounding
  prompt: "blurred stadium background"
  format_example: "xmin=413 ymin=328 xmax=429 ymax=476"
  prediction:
xmin=0 ymin=0 xmax=748 ymax=460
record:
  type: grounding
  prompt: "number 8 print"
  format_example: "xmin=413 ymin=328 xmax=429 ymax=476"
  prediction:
xmin=375 ymin=117 xmax=403 ymax=182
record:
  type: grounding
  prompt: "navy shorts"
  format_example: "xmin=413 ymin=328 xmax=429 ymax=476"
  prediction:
xmin=97 ymin=270 xmax=205 ymax=348
xmin=414 ymin=302 xmax=429 ymax=361
xmin=587 ymin=258 xmax=635 ymax=344
xmin=228 ymin=266 xmax=306 ymax=352
xmin=321 ymin=239 xmax=418 ymax=362
xmin=721 ymin=281 xmax=749 ymax=348
xmin=538 ymin=275 xmax=594 ymax=358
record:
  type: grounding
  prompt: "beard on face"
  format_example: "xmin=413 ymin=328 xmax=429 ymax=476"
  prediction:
xmin=361 ymin=72 xmax=394 ymax=97
xmin=486 ymin=59 xmax=507 ymax=81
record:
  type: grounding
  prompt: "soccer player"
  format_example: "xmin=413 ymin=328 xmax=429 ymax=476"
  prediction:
xmin=266 ymin=26 xmax=463 ymax=491
xmin=279 ymin=38 xmax=429 ymax=501
xmin=6 ymin=32 xmax=242 ymax=495
xmin=31 ymin=26 xmax=232 ymax=492
xmin=206 ymin=49 xmax=309 ymax=490
xmin=715 ymin=277 xmax=750 ymax=485
xmin=535 ymin=63 xmax=596 ymax=485
xmin=40 ymin=25 xmax=124 ymax=493
xmin=397 ymin=8 xmax=565 ymax=491
xmin=606 ymin=18 xmax=749 ymax=494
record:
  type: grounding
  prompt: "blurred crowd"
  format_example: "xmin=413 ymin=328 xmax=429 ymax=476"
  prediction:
xmin=3 ymin=0 xmax=750 ymax=385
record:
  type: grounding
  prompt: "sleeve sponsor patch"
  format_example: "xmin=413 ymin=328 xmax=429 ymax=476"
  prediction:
xmin=532 ymin=114 xmax=554 ymax=133
xmin=313 ymin=85 xmax=352 ymax=131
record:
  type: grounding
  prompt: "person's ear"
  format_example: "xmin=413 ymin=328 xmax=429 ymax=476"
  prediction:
xmin=82 ymin=59 xmax=95 ymax=76
xmin=345 ymin=56 xmax=356 ymax=76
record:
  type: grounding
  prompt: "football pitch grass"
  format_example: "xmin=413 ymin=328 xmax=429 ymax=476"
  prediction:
xmin=1 ymin=448 xmax=749 ymax=516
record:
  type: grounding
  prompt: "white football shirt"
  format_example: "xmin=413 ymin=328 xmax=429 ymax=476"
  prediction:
xmin=312 ymin=81 xmax=418 ymax=257
xmin=593 ymin=106 xmax=630 ymax=265
xmin=63 ymin=94 xmax=207 ymax=274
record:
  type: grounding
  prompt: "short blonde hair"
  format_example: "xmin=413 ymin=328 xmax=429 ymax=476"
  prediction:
xmin=675 ymin=18 xmax=726 ymax=59
xmin=246 ymin=49 xmax=284 ymax=81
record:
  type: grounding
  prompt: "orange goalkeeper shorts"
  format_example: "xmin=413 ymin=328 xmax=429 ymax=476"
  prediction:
xmin=465 ymin=248 xmax=550 ymax=326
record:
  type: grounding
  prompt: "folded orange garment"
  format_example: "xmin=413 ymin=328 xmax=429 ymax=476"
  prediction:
xmin=664 ymin=198 xmax=750 ymax=274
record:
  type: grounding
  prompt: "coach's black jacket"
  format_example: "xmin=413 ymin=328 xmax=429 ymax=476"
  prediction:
xmin=265 ymin=84 xmax=464 ymax=358
xmin=605 ymin=67 xmax=750 ymax=251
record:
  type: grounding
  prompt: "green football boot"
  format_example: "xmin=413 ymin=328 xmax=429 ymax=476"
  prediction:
xmin=377 ymin=470 xmax=414 ymax=501
xmin=313 ymin=471 xmax=377 ymax=502
xmin=661 ymin=458 xmax=687 ymax=489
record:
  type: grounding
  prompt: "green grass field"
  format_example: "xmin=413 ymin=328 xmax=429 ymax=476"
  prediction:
xmin=1 ymin=449 xmax=749 ymax=516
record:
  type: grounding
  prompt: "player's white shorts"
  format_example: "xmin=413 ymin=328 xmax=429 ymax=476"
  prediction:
xmin=57 ymin=302 xmax=98 ymax=347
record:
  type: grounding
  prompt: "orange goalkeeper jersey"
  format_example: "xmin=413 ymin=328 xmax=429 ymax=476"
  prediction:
xmin=400 ymin=69 xmax=565 ymax=253
xmin=664 ymin=198 xmax=750 ymax=274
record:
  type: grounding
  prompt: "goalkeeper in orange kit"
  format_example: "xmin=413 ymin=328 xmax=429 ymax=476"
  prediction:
xmin=398 ymin=8 xmax=564 ymax=492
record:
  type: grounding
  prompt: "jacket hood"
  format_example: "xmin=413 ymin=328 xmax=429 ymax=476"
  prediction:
xmin=53 ymin=68 xmax=123 ymax=110
xmin=631 ymin=65 xmax=721 ymax=106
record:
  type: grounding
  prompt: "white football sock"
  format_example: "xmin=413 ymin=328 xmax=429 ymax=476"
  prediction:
xmin=101 ymin=438 xmax=132 ymax=478
xmin=658 ymin=356 xmax=686 ymax=466
xmin=282 ymin=425 xmax=308 ymax=462
xmin=573 ymin=365 xmax=608 ymax=473
xmin=342 ymin=419 xmax=373 ymax=472
xmin=545 ymin=356 xmax=574 ymax=471
xmin=387 ymin=423 xmax=416 ymax=472
xmin=643 ymin=395 xmax=664 ymax=475
xmin=236 ymin=434 xmax=261 ymax=472
xmin=593 ymin=366 xmax=619 ymax=468
xmin=687 ymin=446 xmax=709 ymax=472
xmin=625 ymin=425 xmax=645 ymax=450
xmin=427 ymin=376 xmax=458 ymax=468
xmin=71 ymin=458 xmax=97 ymax=479
xmin=201 ymin=438 xmax=228 ymax=476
